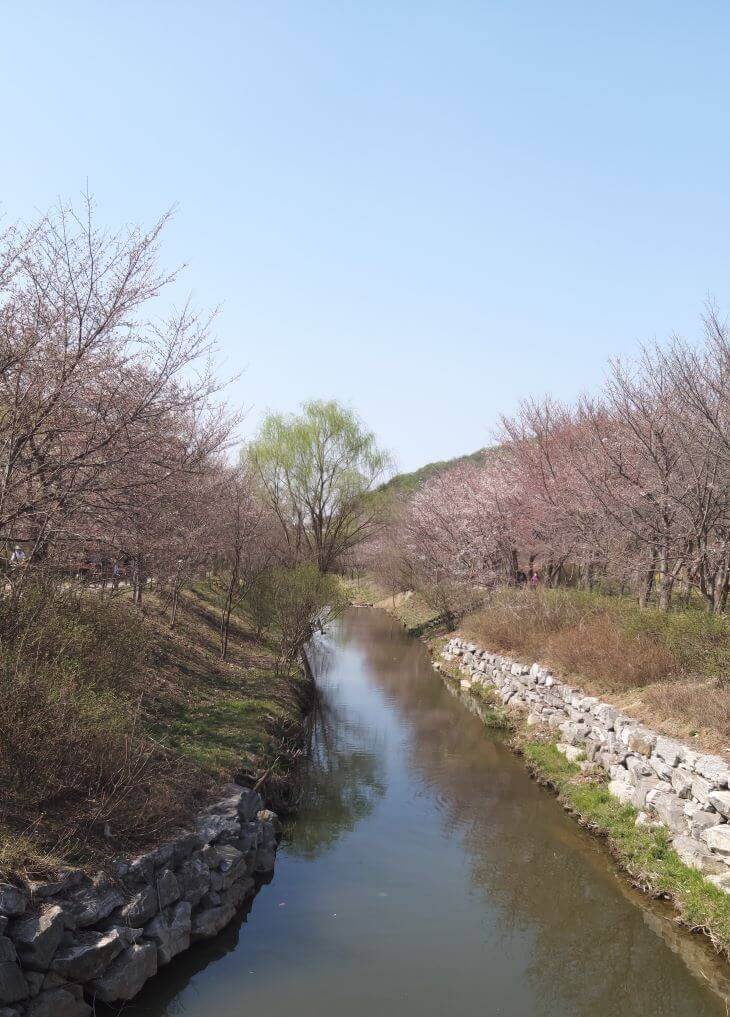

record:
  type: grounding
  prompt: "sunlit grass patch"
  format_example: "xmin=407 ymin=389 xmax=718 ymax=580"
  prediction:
xmin=155 ymin=693 xmax=291 ymax=773
xmin=521 ymin=739 xmax=730 ymax=956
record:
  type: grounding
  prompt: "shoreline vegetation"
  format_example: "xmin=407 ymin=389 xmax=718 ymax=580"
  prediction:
xmin=344 ymin=578 xmax=729 ymax=759
xmin=0 ymin=194 xmax=727 ymax=1010
xmin=0 ymin=582 xmax=314 ymax=880
xmin=0 ymin=202 xmax=385 ymax=893
xmin=344 ymin=582 xmax=730 ymax=959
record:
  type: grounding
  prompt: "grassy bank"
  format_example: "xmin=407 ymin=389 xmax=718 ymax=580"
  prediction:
xmin=431 ymin=644 xmax=730 ymax=958
xmin=519 ymin=738 xmax=730 ymax=957
xmin=347 ymin=577 xmax=729 ymax=752
xmin=340 ymin=576 xmax=443 ymax=631
xmin=0 ymin=583 xmax=309 ymax=879
xmin=460 ymin=587 xmax=729 ymax=756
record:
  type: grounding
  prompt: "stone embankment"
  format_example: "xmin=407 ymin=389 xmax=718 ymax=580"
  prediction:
xmin=441 ymin=637 xmax=730 ymax=893
xmin=0 ymin=786 xmax=280 ymax=1016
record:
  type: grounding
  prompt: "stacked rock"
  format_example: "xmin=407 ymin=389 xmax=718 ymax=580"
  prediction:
xmin=442 ymin=637 xmax=730 ymax=892
xmin=0 ymin=786 xmax=280 ymax=1015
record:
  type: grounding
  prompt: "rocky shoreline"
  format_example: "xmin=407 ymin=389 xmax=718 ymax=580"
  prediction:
xmin=0 ymin=788 xmax=283 ymax=1016
xmin=439 ymin=637 xmax=730 ymax=892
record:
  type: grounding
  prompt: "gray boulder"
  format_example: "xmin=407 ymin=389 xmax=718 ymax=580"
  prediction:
xmin=123 ymin=855 xmax=155 ymax=888
xmin=51 ymin=930 xmax=124 ymax=981
xmin=626 ymin=755 xmax=653 ymax=781
xmin=691 ymin=774 xmax=715 ymax=806
xmin=9 ymin=905 xmax=65 ymax=970
xmin=195 ymin=814 xmax=240 ymax=846
xmin=191 ymin=904 xmax=235 ymax=940
xmin=236 ymin=789 xmax=262 ymax=821
xmin=689 ymin=810 xmax=723 ymax=840
xmin=693 ymin=755 xmax=730 ymax=787
xmin=648 ymin=792 xmax=687 ymax=835
xmin=25 ymin=971 xmax=44 ymax=996
xmin=631 ymin=777 xmax=668 ymax=810
xmin=169 ymin=832 xmax=202 ymax=866
xmin=672 ymin=836 xmax=728 ymax=875
xmin=626 ymin=728 xmax=656 ymax=757
xmin=155 ymin=870 xmax=180 ymax=910
xmin=63 ymin=881 xmax=124 ymax=929
xmin=143 ymin=902 xmax=191 ymax=965
xmin=26 ymin=986 xmax=91 ymax=1017
xmin=0 ymin=888 xmax=25 ymax=920
xmin=25 ymin=872 xmax=85 ymax=902
xmin=653 ymin=736 xmax=683 ymax=767
xmin=221 ymin=878 xmax=254 ymax=911
xmin=254 ymin=846 xmax=277 ymax=873
xmin=707 ymin=871 xmax=730 ymax=894
xmin=608 ymin=780 xmax=634 ymax=805
xmin=216 ymin=846 xmax=247 ymax=890
xmin=670 ymin=768 xmax=693 ymax=799
xmin=594 ymin=704 xmax=618 ymax=729
xmin=117 ymin=885 xmax=158 ymax=927
xmin=702 ymin=825 xmax=730 ymax=856
xmin=90 ymin=942 xmax=157 ymax=1002
xmin=178 ymin=857 xmax=210 ymax=907
xmin=708 ymin=789 xmax=730 ymax=819
xmin=0 ymin=937 xmax=28 ymax=1005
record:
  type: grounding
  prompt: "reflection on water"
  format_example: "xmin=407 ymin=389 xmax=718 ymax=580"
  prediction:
xmin=116 ymin=609 xmax=729 ymax=1017
xmin=283 ymin=660 xmax=386 ymax=859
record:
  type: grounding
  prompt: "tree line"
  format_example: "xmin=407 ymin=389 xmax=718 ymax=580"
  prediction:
xmin=4 ymin=195 xmax=725 ymax=651
xmin=0 ymin=199 xmax=390 ymax=665
xmin=373 ymin=315 xmax=728 ymax=614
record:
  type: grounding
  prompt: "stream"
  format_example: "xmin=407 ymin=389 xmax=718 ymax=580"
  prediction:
xmin=120 ymin=607 xmax=729 ymax=1016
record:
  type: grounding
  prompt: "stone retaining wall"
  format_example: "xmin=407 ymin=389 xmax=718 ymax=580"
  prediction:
xmin=441 ymin=637 xmax=730 ymax=893
xmin=0 ymin=785 xmax=280 ymax=1016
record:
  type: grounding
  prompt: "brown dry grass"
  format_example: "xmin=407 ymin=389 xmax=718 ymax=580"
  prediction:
xmin=0 ymin=581 xmax=303 ymax=878
xmin=461 ymin=587 xmax=730 ymax=758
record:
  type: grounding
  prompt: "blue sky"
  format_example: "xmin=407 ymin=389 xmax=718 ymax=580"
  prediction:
xmin=4 ymin=2 xmax=730 ymax=472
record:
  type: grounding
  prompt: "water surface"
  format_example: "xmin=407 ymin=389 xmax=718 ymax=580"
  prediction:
xmin=122 ymin=608 xmax=729 ymax=1016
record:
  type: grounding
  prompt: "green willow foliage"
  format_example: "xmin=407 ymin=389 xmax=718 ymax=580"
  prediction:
xmin=247 ymin=400 xmax=391 ymax=572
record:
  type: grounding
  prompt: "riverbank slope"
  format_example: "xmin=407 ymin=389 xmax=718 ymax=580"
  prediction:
xmin=436 ymin=634 xmax=730 ymax=958
xmin=348 ymin=580 xmax=729 ymax=759
xmin=0 ymin=584 xmax=313 ymax=1014
xmin=1 ymin=583 xmax=311 ymax=879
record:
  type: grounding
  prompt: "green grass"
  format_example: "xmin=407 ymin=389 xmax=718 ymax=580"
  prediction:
xmin=146 ymin=584 xmax=309 ymax=779
xmin=153 ymin=688 xmax=296 ymax=773
xmin=340 ymin=575 xmax=446 ymax=632
xmin=521 ymin=739 xmax=730 ymax=955
xmin=396 ymin=593 xmax=444 ymax=631
xmin=431 ymin=637 xmax=516 ymax=730
xmin=617 ymin=599 xmax=729 ymax=680
xmin=469 ymin=689 xmax=515 ymax=729
xmin=338 ymin=575 xmax=391 ymax=605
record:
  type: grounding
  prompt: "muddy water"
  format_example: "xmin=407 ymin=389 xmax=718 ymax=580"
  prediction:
xmin=122 ymin=608 xmax=729 ymax=1016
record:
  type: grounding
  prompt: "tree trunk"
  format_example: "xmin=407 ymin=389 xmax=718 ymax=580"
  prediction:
xmin=170 ymin=584 xmax=180 ymax=628
xmin=638 ymin=552 xmax=656 ymax=608
xmin=220 ymin=569 xmax=237 ymax=660
xmin=658 ymin=546 xmax=672 ymax=612
xmin=132 ymin=563 xmax=144 ymax=606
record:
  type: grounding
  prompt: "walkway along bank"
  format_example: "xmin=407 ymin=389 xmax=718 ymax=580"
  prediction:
xmin=438 ymin=635 xmax=730 ymax=953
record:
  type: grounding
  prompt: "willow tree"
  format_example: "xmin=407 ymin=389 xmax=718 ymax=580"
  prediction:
xmin=246 ymin=400 xmax=391 ymax=573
